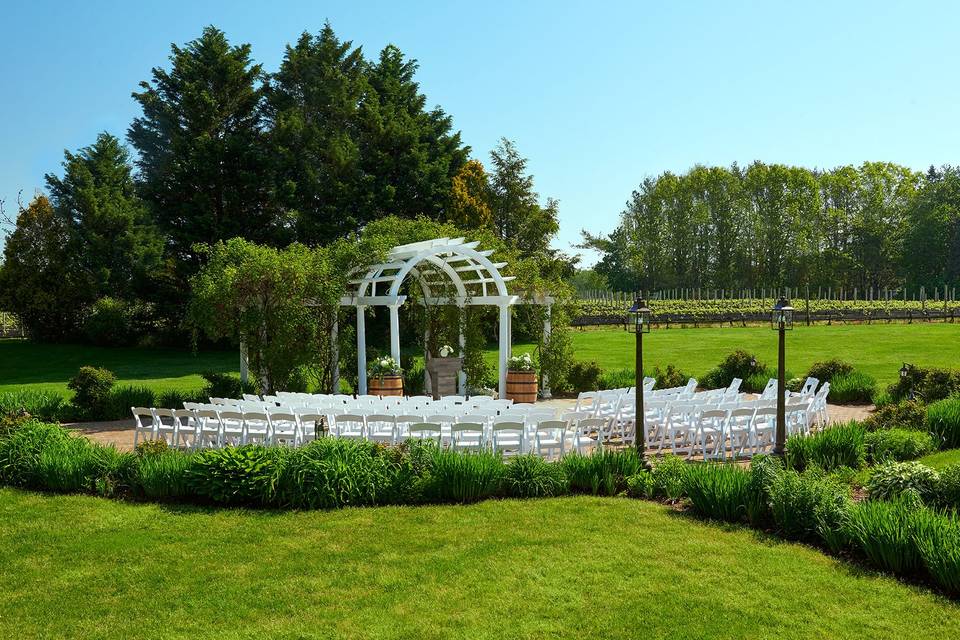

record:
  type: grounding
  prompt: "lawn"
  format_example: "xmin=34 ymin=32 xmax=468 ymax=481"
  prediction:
xmin=919 ymin=448 xmax=960 ymax=470
xmin=2 ymin=323 xmax=957 ymax=399
xmin=0 ymin=489 xmax=958 ymax=639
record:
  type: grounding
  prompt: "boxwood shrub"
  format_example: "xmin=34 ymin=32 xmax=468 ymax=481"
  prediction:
xmin=865 ymin=429 xmax=936 ymax=463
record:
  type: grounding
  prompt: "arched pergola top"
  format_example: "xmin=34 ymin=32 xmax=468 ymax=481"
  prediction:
xmin=341 ymin=237 xmax=519 ymax=307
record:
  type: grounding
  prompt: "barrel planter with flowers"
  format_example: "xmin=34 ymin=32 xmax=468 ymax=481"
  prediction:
xmin=369 ymin=356 xmax=404 ymax=397
xmin=505 ymin=352 xmax=537 ymax=403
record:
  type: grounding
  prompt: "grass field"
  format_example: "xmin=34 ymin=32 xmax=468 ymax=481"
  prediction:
xmin=919 ymin=448 xmax=960 ymax=470
xmin=2 ymin=323 xmax=957 ymax=398
xmin=1 ymin=488 xmax=958 ymax=639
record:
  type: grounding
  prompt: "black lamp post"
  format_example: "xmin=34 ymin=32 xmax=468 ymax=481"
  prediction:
xmin=627 ymin=296 xmax=651 ymax=454
xmin=771 ymin=296 xmax=794 ymax=455
xmin=900 ymin=363 xmax=915 ymax=400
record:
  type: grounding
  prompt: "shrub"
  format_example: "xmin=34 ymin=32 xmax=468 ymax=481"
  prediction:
xmin=626 ymin=471 xmax=654 ymax=498
xmin=866 ymin=461 xmax=940 ymax=502
xmin=768 ymin=468 xmax=851 ymax=545
xmin=156 ymin=388 xmax=206 ymax=410
xmin=845 ymin=497 xmax=940 ymax=575
xmin=926 ymin=396 xmax=960 ymax=450
xmin=649 ymin=454 xmax=688 ymax=501
xmin=937 ymin=464 xmax=960 ymax=510
xmin=863 ymin=400 xmax=926 ymax=432
xmin=872 ymin=390 xmax=893 ymax=409
xmin=865 ymin=429 xmax=935 ymax=463
xmin=89 ymin=445 xmax=137 ymax=497
xmin=83 ymin=297 xmax=154 ymax=347
xmin=916 ymin=511 xmax=960 ymax=595
xmin=562 ymin=449 xmax=643 ymax=495
xmin=201 ymin=371 xmax=258 ymax=401
xmin=187 ymin=445 xmax=290 ymax=506
xmin=746 ymin=454 xmax=783 ymax=526
xmin=107 ymin=385 xmax=156 ymax=420
xmin=137 ymin=450 xmax=194 ymax=500
xmin=135 ymin=439 xmax=169 ymax=456
xmin=0 ymin=420 xmax=70 ymax=487
xmin=0 ymin=389 xmax=65 ymax=422
xmin=67 ymin=366 xmax=117 ymax=420
xmin=598 ymin=368 xmax=634 ymax=391
xmin=744 ymin=369 xmax=780 ymax=394
xmin=650 ymin=364 xmax=690 ymax=390
xmin=888 ymin=365 xmax=960 ymax=403
xmin=36 ymin=436 xmax=99 ymax=493
xmin=402 ymin=358 xmax=426 ymax=396
xmin=503 ymin=455 xmax=568 ymax=498
xmin=806 ymin=359 xmax=854 ymax=383
xmin=785 ymin=422 xmax=866 ymax=472
xmin=701 ymin=350 xmax=764 ymax=390
xmin=829 ymin=371 xmax=876 ymax=404
xmin=567 ymin=361 xmax=603 ymax=392
xmin=276 ymin=439 xmax=407 ymax=509
xmin=683 ymin=463 xmax=751 ymax=522
xmin=418 ymin=448 xmax=504 ymax=503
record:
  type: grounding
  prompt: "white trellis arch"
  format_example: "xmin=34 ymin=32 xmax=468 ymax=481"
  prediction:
xmin=336 ymin=237 xmax=552 ymax=398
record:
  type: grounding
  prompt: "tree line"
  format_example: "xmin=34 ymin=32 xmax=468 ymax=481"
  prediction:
xmin=583 ymin=162 xmax=960 ymax=293
xmin=0 ymin=24 xmax=566 ymax=343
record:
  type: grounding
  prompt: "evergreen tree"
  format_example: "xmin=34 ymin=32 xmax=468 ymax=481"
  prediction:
xmin=128 ymin=26 xmax=280 ymax=284
xmin=446 ymin=159 xmax=493 ymax=230
xmin=488 ymin=138 xmax=559 ymax=257
xmin=45 ymin=132 xmax=161 ymax=300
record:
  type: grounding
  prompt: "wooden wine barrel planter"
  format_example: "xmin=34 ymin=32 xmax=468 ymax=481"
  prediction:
xmin=369 ymin=374 xmax=404 ymax=397
xmin=505 ymin=370 xmax=538 ymax=403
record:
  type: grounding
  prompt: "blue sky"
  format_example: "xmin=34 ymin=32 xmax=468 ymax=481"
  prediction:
xmin=2 ymin=1 xmax=959 ymax=264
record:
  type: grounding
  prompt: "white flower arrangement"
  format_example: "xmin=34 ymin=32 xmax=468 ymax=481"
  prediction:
xmin=369 ymin=356 xmax=402 ymax=378
xmin=507 ymin=352 xmax=535 ymax=372
xmin=439 ymin=344 xmax=454 ymax=357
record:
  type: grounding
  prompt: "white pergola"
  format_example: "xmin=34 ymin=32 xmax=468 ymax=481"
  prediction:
xmin=334 ymin=237 xmax=553 ymax=398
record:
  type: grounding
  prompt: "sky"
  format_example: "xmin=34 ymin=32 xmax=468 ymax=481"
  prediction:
xmin=2 ymin=0 xmax=960 ymax=265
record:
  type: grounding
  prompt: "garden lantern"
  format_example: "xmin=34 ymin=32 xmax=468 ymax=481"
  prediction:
xmin=771 ymin=297 xmax=793 ymax=455
xmin=626 ymin=296 xmax=651 ymax=454
xmin=900 ymin=363 xmax=911 ymax=379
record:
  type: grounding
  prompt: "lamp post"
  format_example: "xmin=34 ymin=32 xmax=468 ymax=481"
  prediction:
xmin=900 ymin=362 xmax=915 ymax=401
xmin=627 ymin=296 xmax=651 ymax=454
xmin=771 ymin=296 xmax=794 ymax=455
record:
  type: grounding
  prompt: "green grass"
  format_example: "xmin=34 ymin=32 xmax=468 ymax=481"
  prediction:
xmin=0 ymin=339 xmax=236 ymax=397
xmin=1 ymin=489 xmax=958 ymax=639
xmin=2 ymin=322 xmax=957 ymax=401
xmin=919 ymin=448 xmax=960 ymax=470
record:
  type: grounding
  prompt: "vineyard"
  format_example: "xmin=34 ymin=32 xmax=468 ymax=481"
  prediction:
xmin=573 ymin=294 xmax=960 ymax=327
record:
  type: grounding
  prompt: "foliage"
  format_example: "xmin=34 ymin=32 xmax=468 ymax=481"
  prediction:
xmin=864 ymin=399 xmax=927 ymax=431
xmin=866 ymin=429 xmax=936 ymax=463
xmin=598 ymin=368 xmax=636 ymax=391
xmin=844 ymin=497 xmax=934 ymax=575
xmin=507 ymin=352 xmax=535 ymax=372
xmin=866 ymin=461 xmax=940 ymax=502
xmin=0 ymin=196 xmax=93 ymax=340
xmin=502 ymin=455 xmax=568 ymax=498
xmin=626 ymin=470 xmax=654 ymax=498
xmin=201 ymin=371 xmax=257 ymax=401
xmin=446 ymin=159 xmax=493 ymax=231
xmin=135 ymin=439 xmax=169 ymax=457
xmin=417 ymin=447 xmax=504 ymax=503
xmin=701 ymin=350 xmax=764 ymax=390
xmin=926 ymin=397 xmax=960 ymax=450
xmin=785 ymin=422 xmax=866 ymax=472
xmin=186 ymin=445 xmax=288 ymax=506
xmin=767 ymin=467 xmax=851 ymax=546
xmin=0 ymin=389 xmax=64 ymax=422
xmin=106 ymin=385 xmax=156 ymax=420
xmin=828 ymin=371 xmax=876 ymax=404
xmin=683 ymin=463 xmax=751 ymax=522
xmin=137 ymin=449 xmax=193 ymax=500
xmin=806 ymin=359 xmax=854 ymax=383
xmin=649 ymin=454 xmax=688 ymax=501
xmin=562 ymin=449 xmax=643 ymax=496
xmin=937 ymin=464 xmax=960 ymax=511
xmin=369 ymin=356 xmax=402 ymax=378
xmin=745 ymin=454 xmax=783 ymax=526
xmin=916 ymin=511 xmax=960 ymax=596
xmin=566 ymin=360 xmax=603 ymax=392
xmin=0 ymin=421 xmax=70 ymax=487
xmin=888 ymin=365 xmax=960 ymax=403
xmin=651 ymin=364 xmax=691 ymax=390
xmin=67 ymin=366 xmax=116 ymax=420
xmin=83 ymin=297 xmax=156 ymax=347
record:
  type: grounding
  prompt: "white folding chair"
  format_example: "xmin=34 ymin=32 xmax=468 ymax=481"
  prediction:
xmin=150 ymin=408 xmax=179 ymax=446
xmin=242 ymin=411 xmax=270 ymax=445
xmin=693 ymin=409 xmax=728 ymax=460
xmin=570 ymin=418 xmax=603 ymax=454
xmin=366 ymin=414 xmax=397 ymax=444
xmin=331 ymin=414 xmax=366 ymax=440
xmin=193 ymin=409 xmax=221 ymax=448
xmin=267 ymin=411 xmax=300 ymax=446
xmin=407 ymin=422 xmax=442 ymax=444
xmin=217 ymin=410 xmax=245 ymax=446
xmin=532 ymin=419 xmax=567 ymax=459
xmin=451 ymin=422 xmax=486 ymax=451
xmin=491 ymin=420 xmax=525 ymax=455
xmin=132 ymin=407 xmax=157 ymax=447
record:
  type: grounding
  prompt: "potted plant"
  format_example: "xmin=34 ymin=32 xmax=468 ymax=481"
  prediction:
xmin=506 ymin=352 xmax=537 ymax=403
xmin=369 ymin=356 xmax=403 ymax=397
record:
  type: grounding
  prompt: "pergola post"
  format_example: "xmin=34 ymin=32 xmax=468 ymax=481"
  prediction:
xmin=389 ymin=303 xmax=401 ymax=362
xmin=330 ymin=314 xmax=340 ymax=393
xmin=541 ymin=304 xmax=552 ymax=399
xmin=457 ymin=304 xmax=466 ymax=394
xmin=356 ymin=305 xmax=367 ymax=395
xmin=498 ymin=304 xmax=510 ymax=398
xmin=239 ymin=338 xmax=249 ymax=384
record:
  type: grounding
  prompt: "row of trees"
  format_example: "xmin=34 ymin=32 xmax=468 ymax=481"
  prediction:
xmin=583 ymin=162 xmax=960 ymax=292
xmin=0 ymin=24 xmax=567 ymax=342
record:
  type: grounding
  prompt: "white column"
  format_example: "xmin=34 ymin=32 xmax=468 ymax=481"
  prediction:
xmin=330 ymin=314 xmax=340 ymax=393
xmin=239 ymin=339 xmax=249 ymax=384
xmin=356 ymin=306 xmax=367 ymax=395
xmin=458 ymin=305 xmax=466 ymax=394
xmin=498 ymin=304 xmax=510 ymax=399
xmin=424 ymin=319 xmax=432 ymax=393
xmin=389 ymin=304 xmax=401 ymax=362
xmin=541 ymin=305 xmax=552 ymax=399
